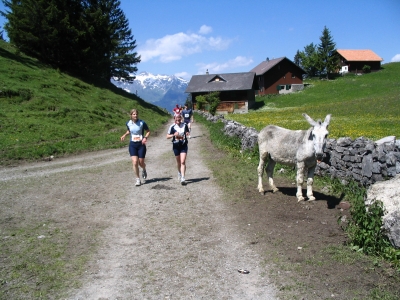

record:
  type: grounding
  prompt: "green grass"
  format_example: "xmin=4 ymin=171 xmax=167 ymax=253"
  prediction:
xmin=197 ymin=113 xmax=400 ymax=300
xmin=225 ymin=63 xmax=400 ymax=140
xmin=0 ymin=221 xmax=99 ymax=299
xmin=0 ymin=40 xmax=170 ymax=165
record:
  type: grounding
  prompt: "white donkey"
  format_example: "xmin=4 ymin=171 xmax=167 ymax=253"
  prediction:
xmin=257 ymin=113 xmax=331 ymax=202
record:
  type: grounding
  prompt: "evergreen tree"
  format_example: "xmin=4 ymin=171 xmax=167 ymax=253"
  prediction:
xmin=293 ymin=50 xmax=301 ymax=66
xmin=2 ymin=0 xmax=140 ymax=82
xmin=298 ymin=42 xmax=319 ymax=78
xmin=105 ymin=0 xmax=140 ymax=81
xmin=317 ymin=26 xmax=339 ymax=79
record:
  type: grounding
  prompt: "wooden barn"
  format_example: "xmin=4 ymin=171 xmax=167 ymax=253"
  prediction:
xmin=185 ymin=72 xmax=258 ymax=114
xmin=250 ymin=57 xmax=306 ymax=96
xmin=336 ymin=49 xmax=383 ymax=74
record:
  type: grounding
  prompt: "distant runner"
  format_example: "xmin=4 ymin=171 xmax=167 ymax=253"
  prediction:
xmin=181 ymin=104 xmax=193 ymax=138
xmin=172 ymin=104 xmax=181 ymax=117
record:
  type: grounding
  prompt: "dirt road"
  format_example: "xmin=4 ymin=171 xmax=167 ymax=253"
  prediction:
xmin=1 ymin=121 xmax=277 ymax=299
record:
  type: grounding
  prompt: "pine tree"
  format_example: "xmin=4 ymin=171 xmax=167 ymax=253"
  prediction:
xmin=294 ymin=50 xmax=301 ymax=66
xmin=317 ymin=26 xmax=339 ymax=79
xmin=295 ymin=43 xmax=319 ymax=78
xmin=2 ymin=0 xmax=140 ymax=82
xmin=105 ymin=0 xmax=140 ymax=81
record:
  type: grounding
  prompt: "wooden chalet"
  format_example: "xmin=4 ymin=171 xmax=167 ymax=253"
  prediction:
xmin=336 ymin=49 xmax=383 ymax=73
xmin=250 ymin=57 xmax=306 ymax=96
xmin=185 ymin=72 xmax=258 ymax=114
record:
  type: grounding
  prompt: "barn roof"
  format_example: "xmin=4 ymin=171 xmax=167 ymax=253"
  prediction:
xmin=185 ymin=72 xmax=257 ymax=93
xmin=336 ymin=49 xmax=383 ymax=62
xmin=249 ymin=57 xmax=306 ymax=76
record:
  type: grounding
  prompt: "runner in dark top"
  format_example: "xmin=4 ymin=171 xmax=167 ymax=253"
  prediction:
xmin=181 ymin=105 xmax=193 ymax=138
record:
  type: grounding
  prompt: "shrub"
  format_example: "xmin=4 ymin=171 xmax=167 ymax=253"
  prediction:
xmin=336 ymin=180 xmax=400 ymax=269
xmin=363 ymin=64 xmax=371 ymax=73
xmin=195 ymin=92 xmax=220 ymax=115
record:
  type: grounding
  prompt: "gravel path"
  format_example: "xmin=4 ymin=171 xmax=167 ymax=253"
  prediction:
xmin=0 ymin=121 xmax=277 ymax=299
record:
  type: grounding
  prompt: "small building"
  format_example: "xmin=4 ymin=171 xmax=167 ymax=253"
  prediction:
xmin=336 ymin=49 xmax=383 ymax=74
xmin=185 ymin=72 xmax=258 ymax=114
xmin=250 ymin=57 xmax=306 ymax=96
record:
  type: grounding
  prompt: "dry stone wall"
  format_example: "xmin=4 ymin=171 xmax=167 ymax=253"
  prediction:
xmin=198 ymin=111 xmax=400 ymax=185
xmin=198 ymin=111 xmax=400 ymax=247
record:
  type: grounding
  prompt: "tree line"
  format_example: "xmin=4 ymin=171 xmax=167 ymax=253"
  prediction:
xmin=0 ymin=0 xmax=140 ymax=82
xmin=294 ymin=26 xmax=339 ymax=79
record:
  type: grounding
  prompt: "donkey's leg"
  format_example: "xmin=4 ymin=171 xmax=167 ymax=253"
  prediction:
xmin=257 ymin=151 xmax=268 ymax=194
xmin=266 ymin=160 xmax=279 ymax=193
xmin=306 ymin=167 xmax=316 ymax=201
xmin=296 ymin=163 xmax=305 ymax=202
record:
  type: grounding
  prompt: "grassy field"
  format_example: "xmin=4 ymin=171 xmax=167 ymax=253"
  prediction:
xmin=0 ymin=40 xmax=171 ymax=165
xmin=225 ymin=63 xmax=400 ymax=140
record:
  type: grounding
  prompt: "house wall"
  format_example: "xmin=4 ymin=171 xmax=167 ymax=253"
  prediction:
xmin=191 ymin=89 xmax=255 ymax=113
xmin=339 ymin=57 xmax=381 ymax=73
xmin=257 ymin=60 xmax=304 ymax=96
xmin=347 ymin=61 xmax=381 ymax=72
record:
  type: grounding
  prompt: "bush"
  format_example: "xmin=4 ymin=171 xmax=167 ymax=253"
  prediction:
xmin=336 ymin=180 xmax=400 ymax=269
xmin=195 ymin=92 xmax=220 ymax=115
xmin=363 ymin=64 xmax=371 ymax=73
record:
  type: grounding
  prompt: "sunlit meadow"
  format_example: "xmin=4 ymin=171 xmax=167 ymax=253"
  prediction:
xmin=226 ymin=63 xmax=400 ymax=140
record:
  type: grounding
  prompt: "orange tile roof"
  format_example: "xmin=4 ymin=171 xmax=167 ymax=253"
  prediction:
xmin=337 ymin=49 xmax=383 ymax=61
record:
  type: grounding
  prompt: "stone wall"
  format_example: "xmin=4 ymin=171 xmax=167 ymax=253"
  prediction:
xmin=197 ymin=111 xmax=400 ymax=248
xmin=317 ymin=136 xmax=400 ymax=186
xmin=197 ymin=111 xmax=400 ymax=185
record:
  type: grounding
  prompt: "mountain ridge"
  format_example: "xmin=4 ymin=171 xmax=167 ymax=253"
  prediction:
xmin=111 ymin=72 xmax=189 ymax=112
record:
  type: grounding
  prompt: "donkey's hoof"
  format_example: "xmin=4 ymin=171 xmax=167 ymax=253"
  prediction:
xmin=297 ymin=196 xmax=305 ymax=202
xmin=308 ymin=196 xmax=316 ymax=201
xmin=272 ymin=188 xmax=279 ymax=193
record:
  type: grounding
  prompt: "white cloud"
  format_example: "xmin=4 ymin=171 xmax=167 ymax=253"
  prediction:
xmin=138 ymin=31 xmax=232 ymax=63
xmin=199 ymin=25 xmax=212 ymax=35
xmin=175 ymin=71 xmax=191 ymax=80
xmin=391 ymin=54 xmax=400 ymax=62
xmin=196 ymin=56 xmax=254 ymax=74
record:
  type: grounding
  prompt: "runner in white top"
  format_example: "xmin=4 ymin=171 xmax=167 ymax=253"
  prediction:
xmin=166 ymin=114 xmax=190 ymax=185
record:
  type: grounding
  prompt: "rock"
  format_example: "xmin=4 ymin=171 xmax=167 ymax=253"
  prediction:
xmin=375 ymin=136 xmax=396 ymax=146
xmin=365 ymin=175 xmax=400 ymax=248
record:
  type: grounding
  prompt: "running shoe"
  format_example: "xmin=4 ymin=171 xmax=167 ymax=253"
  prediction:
xmin=142 ymin=169 xmax=147 ymax=180
xmin=178 ymin=172 xmax=182 ymax=181
xmin=188 ymin=135 xmax=191 ymax=139
xmin=135 ymin=178 xmax=141 ymax=186
xmin=180 ymin=177 xmax=186 ymax=185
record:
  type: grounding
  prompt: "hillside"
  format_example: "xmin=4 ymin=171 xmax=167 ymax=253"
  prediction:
xmin=0 ymin=40 xmax=171 ymax=165
xmin=228 ymin=63 xmax=400 ymax=140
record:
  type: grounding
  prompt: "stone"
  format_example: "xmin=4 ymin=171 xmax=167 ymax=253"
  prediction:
xmin=366 ymin=175 xmax=400 ymax=248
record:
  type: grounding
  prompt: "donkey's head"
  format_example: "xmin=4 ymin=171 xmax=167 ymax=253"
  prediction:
xmin=303 ymin=113 xmax=331 ymax=162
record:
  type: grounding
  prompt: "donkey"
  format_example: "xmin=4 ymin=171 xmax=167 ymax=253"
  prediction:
xmin=257 ymin=113 xmax=331 ymax=202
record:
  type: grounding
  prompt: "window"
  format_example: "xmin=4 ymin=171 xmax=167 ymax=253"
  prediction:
xmin=291 ymin=74 xmax=296 ymax=78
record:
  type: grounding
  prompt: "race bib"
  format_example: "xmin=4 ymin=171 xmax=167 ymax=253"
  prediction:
xmin=131 ymin=134 xmax=142 ymax=142
xmin=184 ymin=113 xmax=190 ymax=118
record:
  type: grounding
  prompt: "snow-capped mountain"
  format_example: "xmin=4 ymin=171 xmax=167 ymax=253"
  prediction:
xmin=111 ymin=72 xmax=189 ymax=111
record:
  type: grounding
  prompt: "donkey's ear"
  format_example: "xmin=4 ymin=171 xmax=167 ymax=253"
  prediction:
xmin=302 ymin=113 xmax=317 ymax=126
xmin=323 ymin=114 xmax=331 ymax=127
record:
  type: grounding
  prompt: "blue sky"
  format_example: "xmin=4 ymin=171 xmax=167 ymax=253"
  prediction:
xmin=1 ymin=0 xmax=399 ymax=80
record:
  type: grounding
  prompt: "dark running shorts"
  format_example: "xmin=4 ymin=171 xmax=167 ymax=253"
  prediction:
xmin=172 ymin=143 xmax=188 ymax=156
xmin=129 ymin=142 xmax=147 ymax=158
